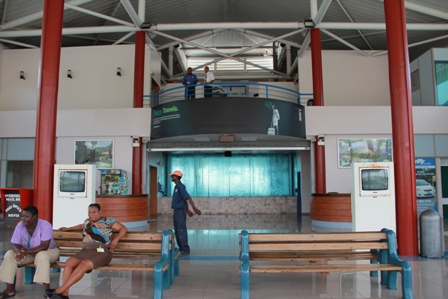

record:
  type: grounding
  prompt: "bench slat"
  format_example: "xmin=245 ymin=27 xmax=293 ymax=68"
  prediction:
xmin=58 ymin=250 xmax=161 ymax=258
xmin=248 ymin=232 xmax=387 ymax=242
xmin=24 ymin=262 xmax=169 ymax=272
xmin=249 ymin=251 xmax=378 ymax=261
xmin=249 ymin=263 xmax=402 ymax=273
xmin=53 ymin=231 xmax=163 ymax=242
xmin=56 ymin=241 xmax=161 ymax=251
xmin=249 ymin=242 xmax=388 ymax=251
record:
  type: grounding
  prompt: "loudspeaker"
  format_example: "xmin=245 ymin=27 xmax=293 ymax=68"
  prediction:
xmin=224 ymin=151 xmax=232 ymax=157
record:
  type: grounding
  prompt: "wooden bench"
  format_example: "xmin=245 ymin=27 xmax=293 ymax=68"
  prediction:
xmin=239 ymin=229 xmax=414 ymax=299
xmin=23 ymin=230 xmax=179 ymax=299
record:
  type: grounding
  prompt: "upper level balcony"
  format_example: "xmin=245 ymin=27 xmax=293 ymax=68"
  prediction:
xmin=145 ymin=82 xmax=313 ymax=107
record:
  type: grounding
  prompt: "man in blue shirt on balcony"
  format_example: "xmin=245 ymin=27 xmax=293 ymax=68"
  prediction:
xmin=182 ymin=67 xmax=198 ymax=99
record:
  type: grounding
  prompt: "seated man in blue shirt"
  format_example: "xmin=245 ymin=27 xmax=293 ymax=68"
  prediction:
xmin=181 ymin=67 xmax=198 ymax=99
xmin=169 ymin=170 xmax=201 ymax=256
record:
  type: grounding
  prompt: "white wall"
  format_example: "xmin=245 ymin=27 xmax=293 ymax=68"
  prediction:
xmin=0 ymin=45 xmax=157 ymax=111
xmin=299 ymin=51 xmax=390 ymax=106
xmin=0 ymin=108 xmax=152 ymax=193
xmin=306 ymin=106 xmax=448 ymax=193
xmin=2 ymin=106 xmax=448 ymax=204
xmin=0 ymin=49 xmax=40 ymax=110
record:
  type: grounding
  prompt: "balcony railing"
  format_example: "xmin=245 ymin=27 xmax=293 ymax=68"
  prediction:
xmin=144 ymin=82 xmax=313 ymax=107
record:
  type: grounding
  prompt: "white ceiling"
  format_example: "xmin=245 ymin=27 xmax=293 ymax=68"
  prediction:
xmin=0 ymin=0 xmax=447 ymax=79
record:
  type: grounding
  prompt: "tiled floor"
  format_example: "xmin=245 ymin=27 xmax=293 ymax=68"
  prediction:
xmin=1 ymin=214 xmax=448 ymax=299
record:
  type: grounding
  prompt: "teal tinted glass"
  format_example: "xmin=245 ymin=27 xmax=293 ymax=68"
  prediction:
xmin=167 ymin=153 xmax=292 ymax=197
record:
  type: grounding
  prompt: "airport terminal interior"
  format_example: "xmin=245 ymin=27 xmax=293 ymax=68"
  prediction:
xmin=2 ymin=1 xmax=448 ymax=299
xmin=1 ymin=214 xmax=447 ymax=299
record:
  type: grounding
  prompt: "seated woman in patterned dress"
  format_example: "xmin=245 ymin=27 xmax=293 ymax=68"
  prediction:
xmin=46 ymin=203 xmax=127 ymax=299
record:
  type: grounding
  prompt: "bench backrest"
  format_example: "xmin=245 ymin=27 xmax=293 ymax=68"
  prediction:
xmin=243 ymin=231 xmax=390 ymax=252
xmin=53 ymin=230 xmax=172 ymax=254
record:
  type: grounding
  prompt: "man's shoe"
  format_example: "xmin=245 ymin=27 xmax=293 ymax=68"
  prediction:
xmin=180 ymin=252 xmax=190 ymax=257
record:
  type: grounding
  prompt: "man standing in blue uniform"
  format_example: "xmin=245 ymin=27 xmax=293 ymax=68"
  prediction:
xmin=170 ymin=170 xmax=201 ymax=256
xmin=181 ymin=67 xmax=198 ymax=99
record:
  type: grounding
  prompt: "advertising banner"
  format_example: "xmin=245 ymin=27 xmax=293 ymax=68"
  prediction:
xmin=415 ymin=158 xmax=437 ymax=215
xmin=150 ymin=97 xmax=306 ymax=140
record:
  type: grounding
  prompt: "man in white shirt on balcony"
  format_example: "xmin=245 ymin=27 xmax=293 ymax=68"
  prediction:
xmin=204 ymin=66 xmax=215 ymax=98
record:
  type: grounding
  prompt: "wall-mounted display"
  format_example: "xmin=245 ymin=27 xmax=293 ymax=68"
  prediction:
xmin=338 ymin=138 xmax=392 ymax=168
xmin=74 ymin=140 xmax=113 ymax=169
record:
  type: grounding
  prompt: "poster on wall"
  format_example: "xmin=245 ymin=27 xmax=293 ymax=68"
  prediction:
xmin=338 ymin=138 xmax=392 ymax=168
xmin=415 ymin=158 xmax=437 ymax=215
xmin=74 ymin=140 xmax=113 ymax=169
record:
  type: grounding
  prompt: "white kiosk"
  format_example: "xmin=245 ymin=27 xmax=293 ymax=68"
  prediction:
xmin=351 ymin=162 xmax=396 ymax=232
xmin=53 ymin=164 xmax=96 ymax=229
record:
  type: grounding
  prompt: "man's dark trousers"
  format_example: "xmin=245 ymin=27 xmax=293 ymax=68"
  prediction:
xmin=173 ymin=209 xmax=190 ymax=253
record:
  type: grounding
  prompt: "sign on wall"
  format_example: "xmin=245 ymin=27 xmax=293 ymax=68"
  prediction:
xmin=338 ymin=138 xmax=392 ymax=168
xmin=150 ymin=97 xmax=306 ymax=140
xmin=4 ymin=190 xmax=21 ymax=219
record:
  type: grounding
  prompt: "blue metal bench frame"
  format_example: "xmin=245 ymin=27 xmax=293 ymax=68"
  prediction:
xmin=23 ymin=229 xmax=177 ymax=299
xmin=240 ymin=229 xmax=414 ymax=299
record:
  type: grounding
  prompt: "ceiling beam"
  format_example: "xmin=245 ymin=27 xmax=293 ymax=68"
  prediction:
xmin=0 ymin=26 xmax=137 ymax=38
xmin=120 ymin=0 xmax=142 ymax=27
xmin=379 ymin=0 xmax=448 ymax=21
xmin=1 ymin=0 xmax=9 ymax=25
xmin=149 ymin=22 xmax=448 ymax=31
xmin=233 ymin=29 xmax=303 ymax=49
xmin=145 ymin=33 xmax=157 ymax=51
xmin=314 ymin=0 xmax=332 ymax=24
xmin=157 ymin=29 xmax=226 ymax=51
xmin=113 ymin=31 xmax=135 ymax=45
xmin=0 ymin=38 xmax=38 ymax=48
xmin=188 ymin=29 xmax=304 ymax=72
xmin=0 ymin=22 xmax=446 ymax=39
xmin=289 ymin=0 xmax=331 ymax=76
xmin=0 ymin=0 xmax=92 ymax=30
xmin=320 ymin=23 xmax=448 ymax=30
xmin=138 ymin=0 xmax=145 ymax=22
xmin=240 ymin=32 xmax=273 ymax=55
xmin=297 ymin=33 xmax=311 ymax=58
xmin=148 ymin=29 xmax=287 ymax=76
xmin=161 ymin=59 xmax=171 ymax=78
xmin=64 ymin=3 xmax=134 ymax=27
xmin=337 ymin=0 xmax=373 ymax=50
xmin=320 ymin=29 xmax=369 ymax=56
xmin=153 ymin=22 xmax=304 ymax=31
xmin=372 ymin=33 xmax=448 ymax=57
xmin=231 ymin=29 xmax=304 ymax=57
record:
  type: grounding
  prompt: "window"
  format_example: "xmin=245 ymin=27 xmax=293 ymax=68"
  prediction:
xmin=411 ymin=70 xmax=420 ymax=92
xmin=167 ymin=153 xmax=292 ymax=197
xmin=435 ymin=62 xmax=448 ymax=106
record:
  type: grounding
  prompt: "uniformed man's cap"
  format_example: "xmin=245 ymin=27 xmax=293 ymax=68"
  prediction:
xmin=169 ymin=170 xmax=183 ymax=178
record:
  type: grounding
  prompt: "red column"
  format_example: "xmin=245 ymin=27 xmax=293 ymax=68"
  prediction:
xmin=384 ymin=0 xmax=418 ymax=255
xmin=310 ymin=28 xmax=326 ymax=194
xmin=33 ymin=0 xmax=64 ymax=222
xmin=132 ymin=31 xmax=145 ymax=194
xmin=310 ymin=29 xmax=324 ymax=107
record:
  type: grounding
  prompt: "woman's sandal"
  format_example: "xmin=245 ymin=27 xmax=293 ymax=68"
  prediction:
xmin=0 ymin=292 xmax=16 ymax=299
xmin=44 ymin=289 xmax=55 ymax=299
xmin=51 ymin=294 xmax=69 ymax=299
